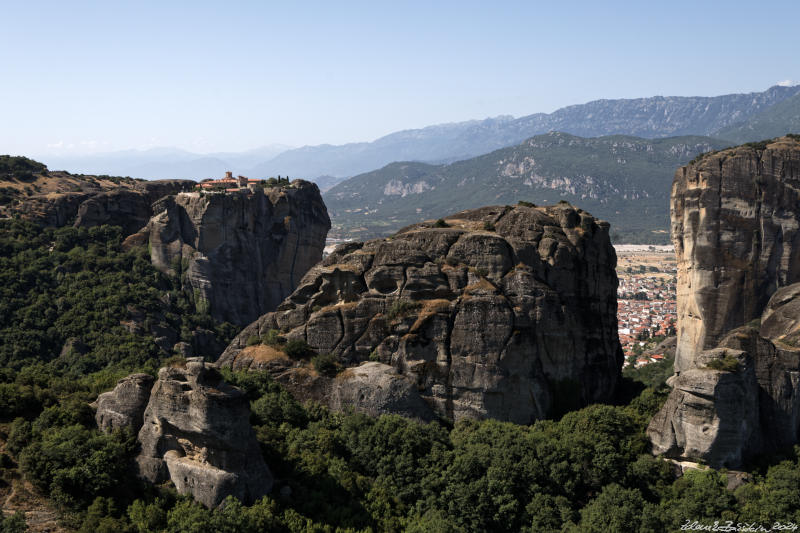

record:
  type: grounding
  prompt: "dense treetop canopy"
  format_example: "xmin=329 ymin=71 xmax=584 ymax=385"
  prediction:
xmin=0 ymin=219 xmax=798 ymax=532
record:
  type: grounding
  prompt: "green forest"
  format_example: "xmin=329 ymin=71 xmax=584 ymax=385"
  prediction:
xmin=1 ymin=220 xmax=799 ymax=532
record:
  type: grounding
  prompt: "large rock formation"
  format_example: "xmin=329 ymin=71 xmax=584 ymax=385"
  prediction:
xmin=138 ymin=181 xmax=330 ymax=326
xmin=94 ymin=358 xmax=273 ymax=508
xmin=648 ymin=137 xmax=800 ymax=467
xmin=219 ymin=203 xmax=623 ymax=423
xmin=647 ymin=345 xmax=759 ymax=468
xmin=649 ymin=288 xmax=800 ymax=467
xmin=671 ymin=137 xmax=800 ymax=372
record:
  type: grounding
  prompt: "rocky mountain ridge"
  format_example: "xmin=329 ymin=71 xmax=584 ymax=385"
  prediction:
xmin=219 ymin=202 xmax=623 ymax=423
xmin=324 ymin=132 xmax=731 ymax=243
xmin=715 ymin=92 xmax=800 ymax=144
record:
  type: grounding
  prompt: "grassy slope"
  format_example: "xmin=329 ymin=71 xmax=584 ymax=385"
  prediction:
xmin=0 ymin=155 xmax=144 ymax=216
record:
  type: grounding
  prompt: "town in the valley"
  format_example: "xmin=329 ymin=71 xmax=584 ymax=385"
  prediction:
xmin=615 ymin=244 xmax=677 ymax=368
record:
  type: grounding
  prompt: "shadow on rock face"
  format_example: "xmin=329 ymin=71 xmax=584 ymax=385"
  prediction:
xmin=94 ymin=358 xmax=273 ymax=508
xmin=219 ymin=202 xmax=623 ymax=425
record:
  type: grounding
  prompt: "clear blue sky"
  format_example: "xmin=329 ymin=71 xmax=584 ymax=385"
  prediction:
xmin=2 ymin=0 xmax=798 ymax=156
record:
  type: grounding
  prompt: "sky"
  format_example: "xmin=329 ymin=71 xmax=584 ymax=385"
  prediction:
xmin=2 ymin=0 xmax=799 ymax=156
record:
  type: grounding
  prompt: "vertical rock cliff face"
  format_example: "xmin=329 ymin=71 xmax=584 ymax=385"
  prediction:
xmin=93 ymin=373 xmax=155 ymax=433
xmin=142 ymin=181 xmax=330 ymax=326
xmin=74 ymin=180 xmax=195 ymax=235
xmin=219 ymin=203 xmax=622 ymax=424
xmin=16 ymin=179 xmax=194 ymax=235
xmin=94 ymin=359 xmax=273 ymax=508
xmin=671 ymin=137 xmax=800 ymax=372
xmin=648 ymin=137 xmax=800 ymax=467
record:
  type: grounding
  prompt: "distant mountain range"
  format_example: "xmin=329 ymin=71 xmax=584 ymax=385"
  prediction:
xmin=252 ymin=83 xmax=800 ymax=182
xmin=36 ymin=85 xmax=800 ymax=186
xmin=324 ymin=132 xmax=731 ymax=244
xmin=39 ymin=145 xmax=292 ymax=182
xmin=714 ymin=91 xmax=800 ymax=143
xmin=31 ymin=84 xmax=800 ymax=242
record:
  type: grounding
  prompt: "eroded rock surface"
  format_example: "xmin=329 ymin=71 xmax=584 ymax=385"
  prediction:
xmin=647 ymin=348 xmax=759 ymax=467
xmin=138 ymin=182 xmax=330 ymax=326
xmin=648 ymin=296 xmax=800 ymax=468
xmin=94 ymin=359 xmax=272 ymax=507
xmin=226 ymin=347 xmax=435 ymax=421
xmin=16 ymin=192 xmax=91 ymax=227
xmin=75 ymin=179 xmax=194 ymax=235
xmin=93 ymin=373 xmax=155 ymax=433
xmin=649 ymin=137 xmax=800 ymax=467
xmin=136 ymin=359 xmax=272 ymax=507
xmin=16 ymin=180 xmax=193 ymax=235
xmin=671 ymin=137 xmax=800 ymax=372
xmin=219 ymin=203 xmax=622 ymax=423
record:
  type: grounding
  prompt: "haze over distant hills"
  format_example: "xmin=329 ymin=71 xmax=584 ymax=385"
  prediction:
xmin=35 ymin=84 xmax=800 ymax=186
xmin=250 ymin=83 xmax=800 ymax=183
xmin=39 ymin=144 xmax=292 ymax=182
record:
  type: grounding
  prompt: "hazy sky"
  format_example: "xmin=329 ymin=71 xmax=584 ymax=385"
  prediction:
xmin=2 ymin=0 xmax=799 ymax=156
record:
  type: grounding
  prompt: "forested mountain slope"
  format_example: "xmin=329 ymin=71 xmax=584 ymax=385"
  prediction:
xmin=325 ymin=132 xmax=730 ymax=243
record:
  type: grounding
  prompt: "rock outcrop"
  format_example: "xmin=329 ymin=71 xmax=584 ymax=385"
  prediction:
xmin=219 ymin=203 xmax=622 ymax=423
xmin=648 ymin=288 xmax=800 ymax=467
xmin=16 ymin=179 xmax=193 ymax=235
xmin=648 ymin=137 xmax=800 ymax=467
xmin=671 ymin=137 xmax=800 ymax=372
xmin=74 ymin=180 xmax=193 ymax=235
xmin=224 ymin=346 xmax=436 ymax=422
xmin=137 ymin=181 xmax=330 ymax=326
xmin=94 ymin=358 xmax=272 ymax=508
xmin=327 ymin=362 xmax=435 ymax=420
xmin=136 ymin=359 xmax=272 ymax=507
xmin=15 ymin=192 xmax=92 ymax=227
xmin=93 ymin=373 xmax=155 ymax=432
xmin=647 ymin=345 xmax=759 ymax=468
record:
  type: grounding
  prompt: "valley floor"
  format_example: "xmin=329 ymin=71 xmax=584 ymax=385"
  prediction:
xmin=615 ymin=247 xmax=677 ymax=366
